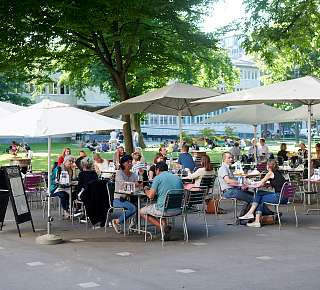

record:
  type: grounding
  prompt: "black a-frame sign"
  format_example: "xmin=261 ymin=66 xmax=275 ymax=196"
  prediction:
xmin=0 ymin=166 xmax=35 ymax=237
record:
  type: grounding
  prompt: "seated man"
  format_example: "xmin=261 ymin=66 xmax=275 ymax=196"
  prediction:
xmin=177 ymin=144 xmax=196 ymax=172
xmin=218 ymin=152 xmax=253 ymax=216
xmin=141 ymin=161 xmax=184 ymax=236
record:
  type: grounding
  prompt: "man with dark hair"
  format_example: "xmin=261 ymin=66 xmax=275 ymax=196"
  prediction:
xmin=141 ymin=161 xmax=183 ymax=235
xmin=178 ymin=144 xmax=196 ymax=171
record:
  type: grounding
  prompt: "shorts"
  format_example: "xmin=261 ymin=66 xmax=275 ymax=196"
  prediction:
xmin=140 ymin=204 xmax=181 ymax=217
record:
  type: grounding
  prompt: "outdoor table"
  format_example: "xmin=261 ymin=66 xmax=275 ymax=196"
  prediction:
xmin=56 ymin=180 xmax=78 ymax=218
xmin=302 ymin=179 xmax=320 ymax=208
xmin=278 ymin=166 xmax=304 ymax=173
xmin=118 ymin=189 xmax=150 ymax=236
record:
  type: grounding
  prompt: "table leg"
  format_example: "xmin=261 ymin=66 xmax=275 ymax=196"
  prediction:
xmin=138 ymin=195 xmax=141 ymax=234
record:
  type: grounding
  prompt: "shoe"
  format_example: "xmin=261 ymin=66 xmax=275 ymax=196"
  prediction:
xmin=112 ymin=219 xmax=121 ymax=234
xmin=246 ymin=221 xmax=261 ymax=228
xmin=239 ymin=213 xmax=254 ymax=220
xmin=73 ymin=212 xmax=83 ymax=218
xmin=128 ymin=218 xmax=136 ymax=229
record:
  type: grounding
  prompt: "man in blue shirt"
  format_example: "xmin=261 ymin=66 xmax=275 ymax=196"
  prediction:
xmin=178 ymin=144 xmax=196 ymax=171
xmin=141 ymin=161 xmax=183 ymax=235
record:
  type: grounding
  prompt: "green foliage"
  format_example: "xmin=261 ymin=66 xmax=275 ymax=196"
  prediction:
xmin=199 ymin=128 xmax=215 ymax=140
xmin=180 ymin=131 xmax=193 ymax=145
xmin=243 ymin=0 xmax=320 ymax=81
xmin=224 ymin=126 xmax=236 ymax=138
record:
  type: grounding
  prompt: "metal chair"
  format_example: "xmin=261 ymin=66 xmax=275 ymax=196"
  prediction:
xmin=105 ymin=182 xmax=128 ymax=236
xmin=263 ymin=181 xmax=298 ymax=229
xmin=183 ymin=186 xmax=208 ymax=241
xmin=217 ymin=179 xmax=244 ymax=222
xmin=144 ymin=189 xmax=185 ymax=246
xmin=24 ymin=174 xmax=44 ymax=208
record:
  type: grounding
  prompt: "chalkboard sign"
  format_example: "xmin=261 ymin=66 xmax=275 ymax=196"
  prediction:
xmin=0 ymin=166 xmax=35 ymax=237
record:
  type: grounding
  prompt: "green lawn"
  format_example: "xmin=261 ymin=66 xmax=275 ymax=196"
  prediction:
xmin=0 ymin=139 xmax=314 ymax=172
xmin=0 ymin=142 xmax=224 ymax=171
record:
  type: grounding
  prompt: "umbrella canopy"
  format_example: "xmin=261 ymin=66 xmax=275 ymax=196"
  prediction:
xmin=0 ymin=99 xmax=125 ymax=240
xmin=97 ymin=82 xmax=222 ymax=117
xmin=0 ymin=101 xmax=24 ymax=117
xmin=205 ymin=104 xmax=285 ymax=126
xmin=194 ymin=76 xmax=320 ymax=107
xmin=194 ymin=75 xmax=320 ymax=194
xmin=97 ymin=82 xmax=222 ymax=141
xmin=276 ymin=103 xmax=320 ymax=122
xmin=0 ymin=99 xmax=124 ymax=137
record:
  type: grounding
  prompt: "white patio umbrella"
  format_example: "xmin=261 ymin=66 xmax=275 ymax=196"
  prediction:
xmin=0 ymin=100 xmax=24 ymax=117
xmin=96 ymin=82 xmax=222 ymax=141
xmin=194 ymin=75 xmax=320 ymax=191
xmin=204 ymin=104 xmax=286 ymax=162
xmin=0 ymin=99 xmax=125 ymax=244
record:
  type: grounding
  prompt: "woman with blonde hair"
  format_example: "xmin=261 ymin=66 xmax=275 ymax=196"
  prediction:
xmin=239 ymin=159 xmax=287 ymax=228
xmin=93 ymin=153 xmax=112 ymax=179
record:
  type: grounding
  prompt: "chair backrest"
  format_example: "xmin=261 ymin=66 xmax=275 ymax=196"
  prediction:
xmin=163 ymin=189 xmax=185 ymax=212
xmin=280 ymin=182 xmax=295 ymax=201
xmin=186 ymin=186 xmax=207 ymax=207
xmin=24 ymin=174 xmax=43 ymax=191
xmin=257 ymin=162 xmax=267 ymax=172
xmin=200 ymin=175 xmax=216 ymax=194
xmin=106 ymin=181 xmax=115 ymax=204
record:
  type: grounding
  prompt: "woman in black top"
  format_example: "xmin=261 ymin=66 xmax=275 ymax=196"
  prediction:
xmin=277 ymin=143 xmax=288 ymax=165
xmin=77 ymin=157 xmax=98 ymax=194
xmin=239 ymin=160 xmax=287 ymax=228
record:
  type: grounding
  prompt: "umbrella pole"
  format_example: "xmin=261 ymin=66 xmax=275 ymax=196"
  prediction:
xmin=47 ymin=136 xmax=52 ymax=235
xmin=36 ymin=136 xmax=63 ymax=245
xmin=307 ymin=104 xmax=312 ymax=204
xmin=253 ymin=125 xmax=257 ymax=163
xmin=178 ymin=111 xmax=183 ymax=144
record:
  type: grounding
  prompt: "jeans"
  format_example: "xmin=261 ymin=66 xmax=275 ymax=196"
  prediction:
xmin=254 ymin=190 xmax=288 ymax=214
xmin=51 ymin=191 xmax=69 ymax=211
xmin=113 ymin=199 xmax=137 ymax=224
xmin=223 ymin=188 xmax=253 ymax=203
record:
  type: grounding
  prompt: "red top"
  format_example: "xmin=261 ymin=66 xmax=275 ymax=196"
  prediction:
xmin=57 ymin=156 xmax=64 ymax=166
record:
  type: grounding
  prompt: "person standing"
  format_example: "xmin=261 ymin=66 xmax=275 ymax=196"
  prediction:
xmin=132 ymin=129 xmax=139 ymax=150
xmin=258 ymin=138 xmax=269 ymax=160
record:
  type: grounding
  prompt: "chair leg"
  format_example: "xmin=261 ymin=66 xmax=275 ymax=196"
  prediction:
xmin=182 ymin=214 xmax=189 ymax=242
xmin=276 ymin=206 xmax=281 ymax=230
xmin=234 ymin=199 xmax=238 ymax=221
xmin=293 ymin=204 xmax=298 ymax=227
xmin=144 ymin=214 xmax=148 ymax=242
xmin=105 ymin=209 xmax=112 ymax=232
xmin=203 ymin=208 xmax=209 ymax=238
xmin=160 ymin=217 xmax=164 ymax=247
xmin=123 ymin=209 xmax=126 ymax=237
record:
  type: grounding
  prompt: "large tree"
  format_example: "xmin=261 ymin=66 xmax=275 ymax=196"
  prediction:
xmin=242 ymin=0 xmax=320 ymax=81
xmin=1 ymin=0 xmax=237 ymax=153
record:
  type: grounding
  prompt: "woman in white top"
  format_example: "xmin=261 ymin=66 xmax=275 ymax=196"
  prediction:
xmin=93 ymin=153 xmax=112 ymax=179
xmin=185 ymin=155 xmax=215 ymax=189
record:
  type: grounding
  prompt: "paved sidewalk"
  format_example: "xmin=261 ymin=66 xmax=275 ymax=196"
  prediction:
xmin=1 ymin=203 xmax=320 ymax=290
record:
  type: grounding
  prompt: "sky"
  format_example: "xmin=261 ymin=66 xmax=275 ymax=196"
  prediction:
xmin=201 ymin=0 xmax=245 ymax=32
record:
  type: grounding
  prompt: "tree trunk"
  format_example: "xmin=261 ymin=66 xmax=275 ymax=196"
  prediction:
xmin=115 ymin=75 xmax=133 ymax=154
xmin=130 ymin=113 xmax=146 ymax=149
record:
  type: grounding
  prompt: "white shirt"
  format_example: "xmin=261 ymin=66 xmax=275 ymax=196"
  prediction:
xmin=258 ymin=144 xmax=269 ymax=157
xmin=110 ymin=130 xmax=117 ymax=141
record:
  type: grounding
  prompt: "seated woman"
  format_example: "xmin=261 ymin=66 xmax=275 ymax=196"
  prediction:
xmin=112 ymin=155 xmax=138 ymax=233
xmin=277 ymin=143 xmax=288 ymax=165
xmin=57 ymin=147 xmax=71 ymax=166
xmin=50 ymin=156 xmax=76 ymax=219
xmin=133 ymin=147 xmax=145 ymax=163
xmin=239 ymin=159 xmax=287 ymax=228
xmin=77 ymin=157 xmax=98 ymax=195
xmin=184 ymin=155 xmax=215 ymax=189
xmin=93 ymin=153 xmax=112 ymax=179
xmin=113 ymin=146 xmax=125 ymax=169
xmin=148 ymin=154 xmax=164 ymax=180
